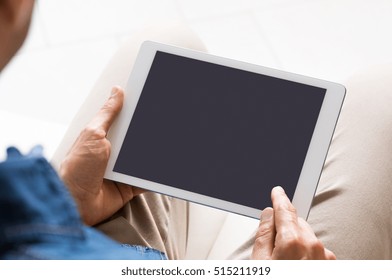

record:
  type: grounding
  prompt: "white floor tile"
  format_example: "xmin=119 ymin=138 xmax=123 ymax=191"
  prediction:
xmin=190 ymin=13 xmax=281 ymax=68
xmin=253 ymin=0 xmax=392 ymax=82
xmin=18 ymin=3 xmax=47 ymax=53
xmin=38 ymin=0 xmax=181 ymax=46
xmin=0 ymin=110 xmax=66 ymax=161
xmin=0 ymin=39 xmax=118 ymax=125
xmin=176 ymin=0 xmax=310 ymax=21
xmin=249 ymin=0 xmax=312 ymax=10
xmin=176 ymin=0 xmax=253 ymax=20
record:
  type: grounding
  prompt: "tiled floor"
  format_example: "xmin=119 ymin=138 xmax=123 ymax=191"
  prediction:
xmin=1 ymin=0 xmax=392 ymax=159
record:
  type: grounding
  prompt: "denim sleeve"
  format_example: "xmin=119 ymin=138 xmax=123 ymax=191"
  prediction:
xmin=0 ymin=147 xmax=166 ymax=260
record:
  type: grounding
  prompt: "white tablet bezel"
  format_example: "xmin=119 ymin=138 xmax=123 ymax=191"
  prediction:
xmin=104 ymin=40 xmax=345 ymax=220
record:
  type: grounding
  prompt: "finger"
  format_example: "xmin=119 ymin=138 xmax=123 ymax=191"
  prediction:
xmin=252 ymin=207 xmax=275 ymax=259
xmin=88 ymin=86 xmax=124 ymax=134
xmin=297 ymin=218 xmax=326 ymax=259
xmin=131 ymin=186 xmax=147 ymax=196
xmin=325 ymin=248 xmax=337 ymax=260
xmin=271 ymin=186 xmax=299 ymax=237
xmin=298 ymin=218 xmax=337 ymax=260
xmin=297 ymin=218 xmax=319 ymax=241
xmin=116 ymin=182 xmax=147 ymax=196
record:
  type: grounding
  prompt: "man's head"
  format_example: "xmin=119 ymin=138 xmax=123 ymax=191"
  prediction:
xmin=0 ymin=0 xmax=34 ymax=71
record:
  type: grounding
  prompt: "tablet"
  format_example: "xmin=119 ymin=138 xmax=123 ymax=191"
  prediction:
xmin=105 ymin=41 xmax=345 ymax=220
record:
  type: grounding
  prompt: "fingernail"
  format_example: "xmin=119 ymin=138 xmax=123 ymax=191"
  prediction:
xmin=111 ymin=87 xmax=119 ymax=97
xmin=261 ymin=207 xmax=273 ymax=220
xmin=274 ymin=186 xmax=285 ymax=193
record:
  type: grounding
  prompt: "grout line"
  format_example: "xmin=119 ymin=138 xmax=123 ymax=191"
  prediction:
xmin=34 ymin=1 xmax=52 ymax=49
xmin=177 ymin=0 xmax=315 ymax=25
xmin=185 ymin=9 xmax=252 ymax=26
xmin=248 ymin=11 xmax=284 ymax=69
xmin=172 ymin=0 xmax=189 ymax=24
xmin=14 ymin=33 xmax=129 ymax=59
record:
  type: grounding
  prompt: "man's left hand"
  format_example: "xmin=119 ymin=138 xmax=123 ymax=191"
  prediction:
xmin=60 ymin=86 xmax=144 ymax=226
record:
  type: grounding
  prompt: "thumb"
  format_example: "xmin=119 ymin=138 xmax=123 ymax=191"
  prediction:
xmin=88 ymin=86 xmax=124 ymax=134
xmin=252 ymin=207 xmax=276 ymax=259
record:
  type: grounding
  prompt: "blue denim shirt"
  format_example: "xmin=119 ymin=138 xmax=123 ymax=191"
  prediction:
xmin=0 ymin=147 xmax=166 ymax=260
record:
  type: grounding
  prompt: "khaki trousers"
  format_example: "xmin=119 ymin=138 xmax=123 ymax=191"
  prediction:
xmin=52 ymin=24 xmax=392 ymax=260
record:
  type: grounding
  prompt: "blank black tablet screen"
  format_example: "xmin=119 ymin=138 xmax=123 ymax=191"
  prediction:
xmin=113 ymin=51 xmax=326 ymax=210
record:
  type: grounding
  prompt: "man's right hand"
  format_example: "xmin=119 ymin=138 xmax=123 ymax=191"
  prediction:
xmin=252 ymin=186 xmax=336 ymax=260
